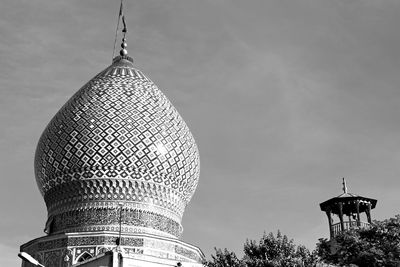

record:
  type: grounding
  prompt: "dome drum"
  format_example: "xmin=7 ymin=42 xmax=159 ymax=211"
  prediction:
xmin=43 ymin=178 xmax=186 ymax=220
xmin=49 ymin=208 xmax=183 ymax=237
xmin=43 ymin=178 xmax=186 ymax=238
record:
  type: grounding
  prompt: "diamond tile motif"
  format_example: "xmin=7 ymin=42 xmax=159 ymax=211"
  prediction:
xmin=34 ymin=56 xmax=200 ymax=238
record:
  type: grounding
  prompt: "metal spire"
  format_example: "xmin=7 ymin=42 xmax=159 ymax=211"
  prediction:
xmin=112 ymin=0 xmax=128 ymax=61
xmin=342 ymin=177 xmax=347 ymax=194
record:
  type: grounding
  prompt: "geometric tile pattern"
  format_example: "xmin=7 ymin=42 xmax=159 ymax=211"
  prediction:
xmin=51 ymin=208 xmax=182 ymax=237
xmin=34 ymin=55 xmax=200 ymax=238
xmin=44 ymin=178 xmax=186 ymax=226
xmin=21 ymin=231 xmax=205 ymax=266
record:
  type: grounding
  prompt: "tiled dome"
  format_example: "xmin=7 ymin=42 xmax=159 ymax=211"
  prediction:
xmin=34 ymin=55 xmax=200 ymax=238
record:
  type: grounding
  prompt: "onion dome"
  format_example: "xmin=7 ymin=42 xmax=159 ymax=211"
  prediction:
xmin=34 ymin=49 xmax=200 ymax=238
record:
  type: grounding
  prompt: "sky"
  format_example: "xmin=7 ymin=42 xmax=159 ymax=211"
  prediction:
xmin=1 ymin=0 xmax=400 ymax=266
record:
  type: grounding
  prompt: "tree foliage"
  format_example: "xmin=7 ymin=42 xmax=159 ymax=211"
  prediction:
xmin=206 ymin=215 xmax=400 ymax=267
xmin=316 ymin=215 xmax=400 ymax=267
xmin=206 ymin=248 xmax=245 ymax=267
xmin=206 ymin=231 xmax=317 ymax=267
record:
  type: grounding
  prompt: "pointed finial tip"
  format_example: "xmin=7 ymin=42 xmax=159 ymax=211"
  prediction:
xmin=342 ymin=177 xmax=348 ymax=193
xmin=112 ymin=0 xmax=129 ymax=62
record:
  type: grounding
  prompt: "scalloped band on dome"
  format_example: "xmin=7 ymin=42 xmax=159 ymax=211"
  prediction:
xmin=34 ymin=57 xmax=200 ymax=238
xmin=51 ymin=208 xmax=183 ymax=237
xmin=44 ymin=179 xmax=185 ymax=221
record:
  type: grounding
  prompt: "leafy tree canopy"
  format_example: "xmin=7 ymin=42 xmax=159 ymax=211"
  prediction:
xmin=206 ymin=215 xmax=400 ymax=267
xmin=316 ymin=215 xmax=400 ymax=267
xmin=206 ymin=230 xmax=317 ymax=267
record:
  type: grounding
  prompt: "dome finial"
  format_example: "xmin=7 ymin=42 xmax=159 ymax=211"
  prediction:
xmin=112 ymin=0 xmax=129 ymax=61
xmin=119 ymin=12 xmax=128 ymax=56
xmin=342 ymin=177 xmax=348 ymax=193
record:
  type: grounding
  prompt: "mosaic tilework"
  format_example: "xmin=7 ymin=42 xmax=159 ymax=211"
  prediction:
xmin=176 ymin=245 xmax=203 ymax=262
xmin=38 ymin=238 xmax=67 ymax=251
xmin=35 ymin=57 xmax=200 ymax=202
xmin=34 ymin=56 xmax=200 ymax=237
xmin=44 ymin=177 xmax=185 ymax=221
xmin=68 ymin=236 xmax=143 ymax=247
xmin=52 ymin=208 xmax=182 ymax=237
xmin=43 ymin=250 xmax=64 ymax=267
xmin=21 ymin=232 xmax=205 ymax=266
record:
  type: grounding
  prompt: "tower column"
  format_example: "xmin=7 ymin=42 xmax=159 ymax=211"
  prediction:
xmin=348 ymin=213 xmax=352 ymax=228
xmin=366 ymin=202 xmax=372 ymax=224
xmin=355 ymin=200 xmax=360 ymax=226
xmin=325 ymin=210 xmax=334 ymax=239
xmin=338 ymin=202 xmax=345 ymax=232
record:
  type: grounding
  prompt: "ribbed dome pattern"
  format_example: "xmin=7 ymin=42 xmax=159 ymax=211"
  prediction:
xmin=34 ymin=56 xmax=200 ymax=238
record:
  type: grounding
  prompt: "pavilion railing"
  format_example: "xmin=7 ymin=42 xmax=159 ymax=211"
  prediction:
xmin=332 ymin=221 xmax=370 ymax=237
